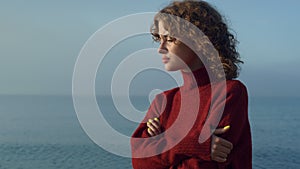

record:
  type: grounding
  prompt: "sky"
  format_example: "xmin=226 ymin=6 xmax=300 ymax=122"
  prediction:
xmin=0 ymin=0 xmax=299 ymax=97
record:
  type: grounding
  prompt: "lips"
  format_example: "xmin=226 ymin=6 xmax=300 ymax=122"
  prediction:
xmin=162 ymin=55 xmax=170 ymax=64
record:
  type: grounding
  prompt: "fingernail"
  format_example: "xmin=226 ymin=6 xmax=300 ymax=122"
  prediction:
xmin=147 ymin=122 xmax=150 ymax=125
xmin=223 ymin=125 xmax=230 ymax=130
xmin=154 ymin=118 xmax=159 ymax=122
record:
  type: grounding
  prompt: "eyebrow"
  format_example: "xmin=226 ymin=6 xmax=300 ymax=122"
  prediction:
xmin=159 ymin=30 xmax=170 ymax=36
xmin=160 ymin=35 xmax=169 ymax=38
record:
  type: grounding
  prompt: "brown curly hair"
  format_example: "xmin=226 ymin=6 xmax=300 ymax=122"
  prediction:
xmin=151 ymin=0 xmax=243 ymax=79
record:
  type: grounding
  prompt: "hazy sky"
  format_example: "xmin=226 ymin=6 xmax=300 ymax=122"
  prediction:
xmin=1 ymin=0 xmax=299 ymax=97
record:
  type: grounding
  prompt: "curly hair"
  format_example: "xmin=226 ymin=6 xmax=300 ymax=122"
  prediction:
xmin=151 ymin=0 xmax=243 ymax=79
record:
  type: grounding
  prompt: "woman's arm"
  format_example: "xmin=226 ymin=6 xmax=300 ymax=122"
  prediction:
xmin=167 ymin=81 xmax=251 ymax=169
xmin=207 ymin=81 xmax=252 ymax=169
xmin=147 ymin=118 xmax=234 ymax=163
xmin=131 ymin=93 xmax=171 ymax=169
xmin=131 ymin=81 xmax=251 ymax=169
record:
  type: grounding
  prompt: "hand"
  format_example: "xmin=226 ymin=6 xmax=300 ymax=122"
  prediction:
xmin=147 ymin=118 xmax=161 ymax=136
xmin=211 ymin=126 xmax=233 ymax=162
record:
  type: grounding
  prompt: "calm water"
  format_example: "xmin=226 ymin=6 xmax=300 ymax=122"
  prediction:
xmin=0 ymin=95 xmax=299 ymax=169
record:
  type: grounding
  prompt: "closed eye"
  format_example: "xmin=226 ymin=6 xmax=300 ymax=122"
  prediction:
xmin=151 ymin=34 xmax=176 ymax=43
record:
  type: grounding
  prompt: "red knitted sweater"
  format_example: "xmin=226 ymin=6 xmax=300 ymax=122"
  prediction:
xmin=131 ymin=67 xmax=252 ymax=169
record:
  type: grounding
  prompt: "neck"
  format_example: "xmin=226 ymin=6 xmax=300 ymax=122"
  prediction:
xmin=181 ymin=59 xmax=204 ymax=72
xmin=181 ymin=67 xmax=210 ymax=90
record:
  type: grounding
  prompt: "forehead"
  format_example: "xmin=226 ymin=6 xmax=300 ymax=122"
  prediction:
xmin=158 ymin=21 xmax=170 ymax=36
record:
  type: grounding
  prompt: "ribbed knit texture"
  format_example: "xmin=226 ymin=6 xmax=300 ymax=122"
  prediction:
xmin=131 ymin=67 xmax=252 ymax=169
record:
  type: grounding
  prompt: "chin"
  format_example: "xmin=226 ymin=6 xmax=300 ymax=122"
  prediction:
xmin=164 ymin=65 xmax=180 ymax=72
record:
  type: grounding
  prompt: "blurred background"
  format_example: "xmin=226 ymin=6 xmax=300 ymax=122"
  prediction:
xmin=0 ymin=0 xmax=299 ymax=168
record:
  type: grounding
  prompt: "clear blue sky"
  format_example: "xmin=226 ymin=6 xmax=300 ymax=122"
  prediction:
xmin=0 ymin=0 xmax=299 ymax=97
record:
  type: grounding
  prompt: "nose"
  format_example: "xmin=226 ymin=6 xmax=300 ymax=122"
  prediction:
xmin=157 ymin=41 xmax=168 ymax=54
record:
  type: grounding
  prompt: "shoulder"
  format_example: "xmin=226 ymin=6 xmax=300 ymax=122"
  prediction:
xmin=154 ymin=87 xmax=180 ymax=99
xmin=149 ymin=87 xmax=180 ymax=105
xmin=226 ymin=80 xmax=247 ymax=93
xmin=211 ymin=79 xmax=248 ymax=99
xmin=224 ymin=80 xmax=248 ymax=100
xmin=163 ymin=87 xmax=180 ymax=95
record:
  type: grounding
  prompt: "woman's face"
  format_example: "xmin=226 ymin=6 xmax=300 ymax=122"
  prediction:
xmin=157 ymin=21 xmax=203 ymax=72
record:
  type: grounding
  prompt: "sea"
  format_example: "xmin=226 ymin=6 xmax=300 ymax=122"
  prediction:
xmin=0 ymin=95 xmax=299 ymax=169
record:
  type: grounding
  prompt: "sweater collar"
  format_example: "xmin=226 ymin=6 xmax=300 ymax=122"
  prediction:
xmin=181 ymin=67 xmax=210 ymax=90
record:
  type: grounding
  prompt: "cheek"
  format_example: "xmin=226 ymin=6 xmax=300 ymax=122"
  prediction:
xmin=170 ymin=51 xmax=194 ymax=65
xmin=169 ymin=54 xmax=187 ymax=68
xmin=172 ymin=45 xmax=194 ymax=60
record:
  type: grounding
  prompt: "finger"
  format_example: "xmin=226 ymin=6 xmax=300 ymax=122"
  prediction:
xmin=147 ymin=122 xmax=159 ymax=135
xmin=149 ymin=119 xmax=161 ymax=133
xmin=213 ymin=143 xmax=232 ymax=154
xmin=212 ymin=136 xmax=233 ymax=155
xmin=211 ymin=156 xmax=227 ymax=163
xmin=212 ymin=135 xmax=233 ymax=150
xmin=218 ymin=137 xmax=233 ymax=150
xmin=213 ymin=125 xmax=230 ymax=135
xmin=212 ymin=140 xmax=231 ymax=155
xmin=153 ymin=117 xmax=160 ymax=123
xmin=212 ymin=145 xmax=229 ymax=158
xmin=212 ymin=150 xmax=228 ymax=159
xmin=147 ymin=128 xmax=154 ymax=136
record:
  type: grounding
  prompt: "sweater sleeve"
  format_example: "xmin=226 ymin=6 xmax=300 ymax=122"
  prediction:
xmin=131 ymin=89 xmax=215 ymax=169
xmin=131 ymin=81 xmax=252 ymax=169
xmin=131 ymin=93 xmax=165 ymax=138
xmin=171 ymin=81 xmax=251 ymax=169
xmin=131 ymin=93 xmax=171 ymax=169
xmin=208 ymin=81 xmax=252 ymax=169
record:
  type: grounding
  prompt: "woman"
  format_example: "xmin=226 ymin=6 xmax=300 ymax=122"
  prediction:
xmin=131 ymin=1 xmax=251 ymax=168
